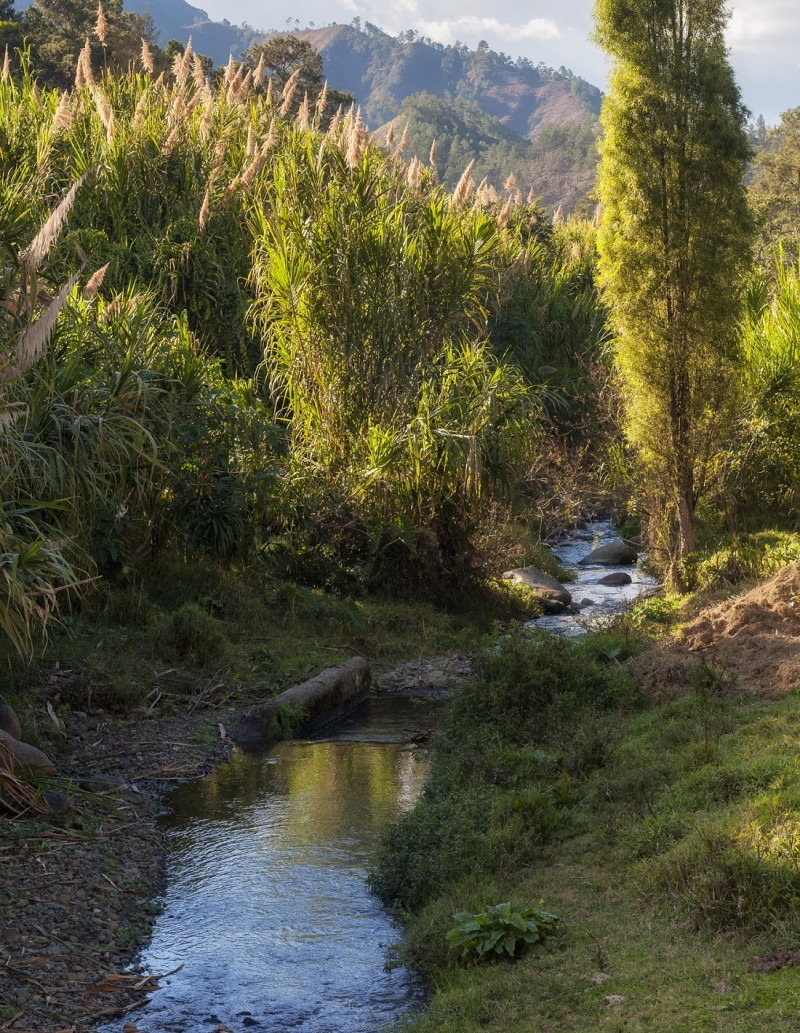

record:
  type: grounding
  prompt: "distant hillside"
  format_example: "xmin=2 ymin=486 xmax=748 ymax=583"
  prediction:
xmin=379 ymin=93 xmax=598 ymax=212
xmin=126 ymin=0 xmax=259 ymax=65
xmin=292 ymin=23 xmax=602 ymax=141
xmin=16 ymin=4 xmax=601 ymax=209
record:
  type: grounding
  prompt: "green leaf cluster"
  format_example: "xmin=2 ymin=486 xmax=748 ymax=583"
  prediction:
xmin=446 ymin=901 xmax=562 ymax=960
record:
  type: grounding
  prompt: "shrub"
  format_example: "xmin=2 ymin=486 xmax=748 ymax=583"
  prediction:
xmin=156 ymin=603 xmax=229 ymax=665
xmin=446 ymin=901 xmax=562 ymax=960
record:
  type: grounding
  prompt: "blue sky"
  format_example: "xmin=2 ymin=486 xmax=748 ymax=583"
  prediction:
xmin=195 ymin=0 xmax=798 ymax=125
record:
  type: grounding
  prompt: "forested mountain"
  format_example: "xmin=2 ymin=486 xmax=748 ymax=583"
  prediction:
xmin=13 ymin=2 xmax=601 ymax=208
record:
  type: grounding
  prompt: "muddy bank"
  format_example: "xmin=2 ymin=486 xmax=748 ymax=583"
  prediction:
xmin=1 ymin=707 xmax=230 ymax=1032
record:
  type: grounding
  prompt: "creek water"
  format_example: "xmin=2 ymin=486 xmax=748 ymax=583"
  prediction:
xmin=103 ymin=697 xmax=442 ymax=1033
xmin=103 ymin=520 xmax=653 ymax=1032
xmin=534 ymin=518 xmax=658 ymax=637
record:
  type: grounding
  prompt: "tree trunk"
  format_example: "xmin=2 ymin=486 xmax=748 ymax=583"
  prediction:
xmin=676 ymin=494 xmax=696 ymax=557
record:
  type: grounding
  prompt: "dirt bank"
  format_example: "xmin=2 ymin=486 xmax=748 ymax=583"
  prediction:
xmin=633 ymin=562 xmax=800 ymax=699
xmin=1 ymin=703 xmax=229 ymax=1033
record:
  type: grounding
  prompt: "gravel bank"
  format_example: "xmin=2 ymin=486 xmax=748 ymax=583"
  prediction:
xmin=1 ymin=707 xmax=229 ymax=1033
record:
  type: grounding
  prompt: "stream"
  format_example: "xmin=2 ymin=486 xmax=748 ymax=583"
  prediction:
xmin=101 ymin=521 xmax=654 ymax=1033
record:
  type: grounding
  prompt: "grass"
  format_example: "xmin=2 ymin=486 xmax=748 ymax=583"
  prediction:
xmin=0 ymin=556 xmax=538 ymax=730
xmin=377 ymin=631 xmax=800 ymax=1033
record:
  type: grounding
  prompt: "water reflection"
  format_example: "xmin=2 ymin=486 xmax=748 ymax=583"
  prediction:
xmin=108 ymin=728 xmax=431 ymax=1033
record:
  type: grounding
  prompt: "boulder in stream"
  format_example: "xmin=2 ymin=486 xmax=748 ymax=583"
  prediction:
xmin=502 ymin=567 xmax=572 ymax=612
xmin=578 ymin=542 xmax=638 ymax=567
xmin=0 ymin=704 xmax=22 ymax=741
xmin=0 ymin=729 xmax=56 ymax=777
xmin=597 ymin=572 xmax=633 ymax=586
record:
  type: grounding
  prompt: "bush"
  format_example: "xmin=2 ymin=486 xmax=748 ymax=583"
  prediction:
xmin=156 ymin=602 xmax=229 ymax=665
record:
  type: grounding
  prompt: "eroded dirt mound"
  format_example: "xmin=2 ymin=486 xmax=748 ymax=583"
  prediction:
xmin=633 ymin=563 xmax=800 ymax=699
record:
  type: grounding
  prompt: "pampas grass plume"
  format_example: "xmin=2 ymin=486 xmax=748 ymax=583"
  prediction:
xmin=21 ymin=176 xmax=85 ymax=272
xmin=95 ymin=3 xmax=108 ymax=45
xmin=141 ymin=37 xmax=155 ymax=74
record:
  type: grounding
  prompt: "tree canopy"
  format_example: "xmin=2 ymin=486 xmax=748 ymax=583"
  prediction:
xmin=23 ymin=0 xmax=157 ymax=87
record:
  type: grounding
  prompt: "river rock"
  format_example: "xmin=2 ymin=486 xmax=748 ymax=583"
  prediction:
xmin=502 ymin=567 xmax=572 ymax=612
xmin=597 ymin=572 xmax=633 ymax=586
xmin=0 ymin=729 xmax=56 ymax=777
xmin=0 ymin=704 xmax=22 ymax=741
xmin=581 ymin=598 xmax=596 ymax=607
xmin=41 ymin=789 xmax=70 ymax=815
xmin=577 ymin=542 xmax=638 ymax=567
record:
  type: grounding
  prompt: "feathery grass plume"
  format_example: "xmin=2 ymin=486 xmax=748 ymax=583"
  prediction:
xmin=141 ymin=37 xmax=155 ymax=74
xmin=504 ymin=171 xmax=516 ymax=192
xmin=52 ymin=90 xmax=72 ymax=133
xmin=254 ymin=52 xmax=266 ymax=86
xmin=225 ymin=66 xmax=243 ymax=105
xmin=31 ymin=83 xmax=41 ymax=107
xmin=185 ymin=90 xmax=202 ymax=117
xmin=326 ymin=104 xmax=342 ymax=138
xmin=497 ymin=197 xmax=513 ymax=231
xmin=163 ymin=124 xmax=180 ymax=154
xmin=280 ymin=67 xmax=301 ymax=116
xmin=199 ymin=95 xmax=214 ymax=137
xmin=170 ymin=50 xmax=185 ymax=81
xmin=264 ymin=117 xmax=277 ymax=149
xmin=13 ymin=271 xmax=80 ymax=376
xmin=192 ymin=52 xmax=206 ymax=88
xmin=180 ymin=38 xmax=194 ymax=80
xmin=80 ymin=38 xmax=95 ymax=88
xmin=223 ymin=54 xmax=235 ymax=85
xmin=74 ymin=57 xmax=85 ymax=89
xmin=406 ymin=156 xmax=422 ymax=192
xmin=527 ymin=187 xmax=536 ymax=204
xmin=429 ymin=138 xmax=437 ymax=164
xmin=386 ymin=123 xmax=395 ymax=146
xmin=21 ymin=176 xmax=85 ymax=272
xmin=346 ymin=108 xmax=368 ymax=170
xmin=246 ymin=122 xmax=255 ymax=157
xmin=316 ymin=80 xmax=328 ymax=115
xmin=451 ymin=159 xmax=475 ymax=209
xmin=168 ymin=79 xmax=186 ymax=124
xmin=2 ymin=46 xmax=9 ymax=83
xmin=83 ymin=262 xmax=109 ymax=299
xmin=297 ymin=91 xmax=310 ymax=131
xmin=241 ymin=147 xmax=268 ymax=190
xmin=552 ymin=204 xmax=563 ymax=227
xmin=198 ymin=189 xmax=211 ymax=230
xmin=235 ymin=70 xmax=253 ymax=104
xmin=93 ymin=88 xmax=114 ymax=139
xmin=592 ymin=203 xmax=603 ymax=229
xmin=131 ymin=86 xmax=149 ymax=129
xmin=265 ymin=77 xmax=273 ymax=106
xmin=95 ymin=3 xmax=108 ymax=45
xmin=398 ymin=122 xmax=409 ymax=153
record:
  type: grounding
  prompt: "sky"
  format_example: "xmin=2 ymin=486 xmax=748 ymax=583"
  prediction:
xmin=195 ymin=0 xmax=798 ymax=125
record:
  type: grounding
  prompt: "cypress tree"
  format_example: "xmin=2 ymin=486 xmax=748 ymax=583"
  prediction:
xmin=594 ymin=0 xmax=753 ymax=569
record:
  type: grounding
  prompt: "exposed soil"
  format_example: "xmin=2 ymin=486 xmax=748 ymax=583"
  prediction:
xmin=1 ymin=694 xmax=230 ymax=1033
xmin=632 ymin=563 xmax=800 ymax=699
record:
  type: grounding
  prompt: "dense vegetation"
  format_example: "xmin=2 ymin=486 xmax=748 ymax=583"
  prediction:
xmin=3 ymin=2 xmax=800 ymax=1029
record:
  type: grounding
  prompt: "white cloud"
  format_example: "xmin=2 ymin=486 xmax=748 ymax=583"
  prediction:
xmin=416 ymin=16 xmax=561 ymax=44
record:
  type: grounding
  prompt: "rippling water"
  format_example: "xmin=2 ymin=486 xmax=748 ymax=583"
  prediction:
xmin=532 ymin=518 xmax=658 ymax=637
xmin=104 ymin=698 xmax=439 ymax=1033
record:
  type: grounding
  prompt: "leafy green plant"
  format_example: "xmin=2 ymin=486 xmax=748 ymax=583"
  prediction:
xmin=445 ymin=901 xmax=562 ymax=960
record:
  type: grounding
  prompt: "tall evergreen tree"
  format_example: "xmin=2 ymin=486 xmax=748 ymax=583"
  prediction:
xmin=593 ymin=0 xmax=753 ymax=569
